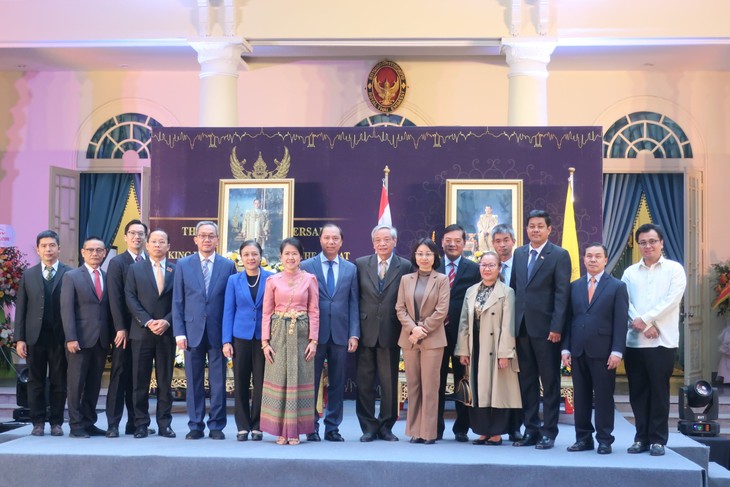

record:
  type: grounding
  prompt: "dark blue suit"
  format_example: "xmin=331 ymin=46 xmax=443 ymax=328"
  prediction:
xmin=301 ymin=254 xmax=360 ymax=435
xmin=172 ymin=253 xmax=236 ymax=432
xmin=563 ymin=273 xmax=628 ymax=444
xmin=221 ymin=267 xmax=272 ymax=432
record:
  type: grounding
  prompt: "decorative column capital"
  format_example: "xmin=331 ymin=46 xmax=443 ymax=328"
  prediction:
xmin=189 ymin=37 xmax=251 ymax=78
xmin=501 ymin=38 xmax=557 ymax=78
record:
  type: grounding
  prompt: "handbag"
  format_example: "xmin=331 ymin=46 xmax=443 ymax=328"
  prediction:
xmin=452 ymin=364 xmax=472 ymax=406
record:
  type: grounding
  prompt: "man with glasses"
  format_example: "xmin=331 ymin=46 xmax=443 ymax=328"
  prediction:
xmin=621 ymin=223 xmax=686 ymax=457
xmin=435 ymin=224 xmax=480 ymax=442
xmin=105 ymin=219 xmax=149 ymax=438
xmin=173 ymin=221 xmax=236 ymax=440
xmin=61 ymin=236 xmax=111 ymax=438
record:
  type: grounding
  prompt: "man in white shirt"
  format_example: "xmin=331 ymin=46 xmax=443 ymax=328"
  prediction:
xmin=621 ymin=223 xmax=686 ymax=457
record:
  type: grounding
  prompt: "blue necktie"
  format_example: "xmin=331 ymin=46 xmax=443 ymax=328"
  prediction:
xmin=202 ymin=258 xmax=211 ymax=294
xmin=527 ymin=249 xmax=538 ymax=279
xmin=326 ymin=260 xmax=336 ymax=296
xmin=500 ymin=263 xmax=509 ymax=282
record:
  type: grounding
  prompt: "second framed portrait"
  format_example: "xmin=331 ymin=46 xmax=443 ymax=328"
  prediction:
xmin=218 ymin=179 xmax=294 ymax=265
xmin=445 ymin=179 xmax=523 ymax=257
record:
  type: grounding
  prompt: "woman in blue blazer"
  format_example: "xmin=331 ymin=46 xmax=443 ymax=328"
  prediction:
xmin=222 ymin=240 xmax=273 ymax=441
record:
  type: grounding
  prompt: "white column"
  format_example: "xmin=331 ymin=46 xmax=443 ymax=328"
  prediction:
xmin=501 ymin=38 xmax=557 ymax=126
xmin=189 ymin=38 xmax=250 ymax=127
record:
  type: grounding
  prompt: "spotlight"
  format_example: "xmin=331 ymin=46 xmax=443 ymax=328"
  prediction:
xmin=678 ymin=380 xmax=720 ymax=437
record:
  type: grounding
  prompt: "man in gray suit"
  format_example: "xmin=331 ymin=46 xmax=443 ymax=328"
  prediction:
xmin=355 ymin=224 xmax=412 ymax=442
xmin=301 ymin=223 xmax=360 ymax=442
xmin=61 ymin=236 xmax=112 ymax=438
xmin=15 ymin=230 xmax=71 ymax=436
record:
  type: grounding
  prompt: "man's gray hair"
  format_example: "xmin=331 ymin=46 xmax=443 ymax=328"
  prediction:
xmin=371 ymin=224 xmax=397 ymax=240
xmin=491 ymin=223 xmax=515 ymax=241
xmin=195 ymin=221 xmax=219 ymax=235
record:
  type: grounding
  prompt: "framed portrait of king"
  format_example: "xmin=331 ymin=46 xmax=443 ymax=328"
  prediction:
xmin=218 ymin=179 xmax=294 ymax=265
xmin=445 ymin=179 xmax=523 ymax=257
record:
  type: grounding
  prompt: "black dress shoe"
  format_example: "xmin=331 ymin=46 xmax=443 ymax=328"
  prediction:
xmin=486 ymin=437 xmax=503 ymax=446
xmin=134 ymin=426 xmax=148 ymax=438
xmin=307 ymin=432 xmax=321 ymax=442
xmin=106 ymin=426 xmax=120 ymax=438
xmin=454 ymin=432 xmax=469 ymax=443
xmin=472 ymin=437 xmax=487 ymax=445
xmin=324 ymin=431 xmax=345 ymax=442
xmin=597 ymin=442 xmax=612 ymax=454
xmin=148 ymin=427 xmax=156 ymax=435
xmin=70 ymin=429 xmax=90 ymax=438
xmin=86 ymin=425 xmax=106 ymax=437
xmin=423 ymin=439 xmax=436 ymax=445
xmin=186 ymin=429 xmax=204 ymax=440
xmin=31 ymin=424 xmax=44 ymax=437
xmin=650 ymin=444 xmax=665 ymax=456
xmin=251 ymin=431 xmax=263 ymax=441
xmin=360 ymin=432 xmax=376 ymax=442
xmin=410 ymin=437 xmax=424 ymax=444
xmin=513 ymin=434 xmax=538 ymax=447
xmin=535 ymin=436 xmax=555 ymax=450
xmin=50 ymin=424 xmax=63 ymax=437
xmin=378 ymin=430 xmax=399 ymax=442
xmin=237 ymin=431 xmax=249 ymax=441
xmin=627 ymin=441 xmax=649 ymax=454
xmin=567 ymin=439 xmax=594 ymax=452
xmin=159 ymin=426 xmax=176 ymax=438
xmin=209 ymin=430 xmax=225 ymax=440
xmin=509 ymin=431 xmax=524 ymax=442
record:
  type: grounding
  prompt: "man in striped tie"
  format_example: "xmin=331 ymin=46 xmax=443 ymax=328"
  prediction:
xmin=436 ymin=224 xmax=480 ymax=442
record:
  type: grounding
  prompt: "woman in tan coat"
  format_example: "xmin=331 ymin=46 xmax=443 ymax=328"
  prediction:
xmin=455 ymin=251 xmax=521 ymax=445
xmin=396 ymin=238 xmax=450 ymax=444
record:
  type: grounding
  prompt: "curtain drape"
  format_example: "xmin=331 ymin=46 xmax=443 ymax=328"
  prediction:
xmin=602 ymin=174 xmax=642 ymax=273
xmin=640 ymin=173 xmax=684 ymax=264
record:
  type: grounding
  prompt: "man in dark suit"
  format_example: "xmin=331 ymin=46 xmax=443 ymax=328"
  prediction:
xmin=15 ymin=230 xmax=71 ymax=436
xmin=301 ymin=223 xmax=360 ymax=442
xmin=105 ymin=219 xmax=148 ymax=438
xmin=61 ymin=236 xmax=112 ymax=438
xmin=173 ymin=221 xmax=236 ymax=440
xmin=510 ymin=209 xmax=571 ymax=450
xmin=355 ymin=224 xmax=412 ymax=442
xmin=435 ymin=224 xmax=480 ymax=442
xmin=561 ymin=243 xmax=628 ymax=454
xmin=125 ymin=229 xmax=177 ymax=439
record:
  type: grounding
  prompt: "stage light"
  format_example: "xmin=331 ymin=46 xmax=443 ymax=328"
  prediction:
xmin=678 ymin=380 xmax=720 ymax=437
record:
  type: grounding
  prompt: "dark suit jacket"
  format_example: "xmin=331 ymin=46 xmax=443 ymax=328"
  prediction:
xmin=172 ymin=252 xmax=237 ymax=349
xmin=125 ymin=259 xmax=175 ymax=341
xmin=15 ymin=262 xmax=71 ymax=345
xmin=106 ymin=251 xmax=142 ymax=334
xmin=436 ymin=257 xmax=481 ymax=343
xmin=355 ymin=253 xmax=412 ymax=348
xmin=221 ymin=267 xmax=273 ymax=343
xmin=563 ymin=273 xmax=629 ymax=359
xmin=510 ymin=241 xmax=572 ymax=338
xmin=301 ymin=254 xmax=360 ymax=346
xmin=60 ymin=266 xmax=111 ymax=349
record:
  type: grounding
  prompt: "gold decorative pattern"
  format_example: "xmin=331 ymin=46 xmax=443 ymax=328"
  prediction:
xmin=230 ymin=146 xmax=291 ymax=179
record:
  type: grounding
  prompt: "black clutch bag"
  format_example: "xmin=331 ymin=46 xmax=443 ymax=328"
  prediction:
xmin=452 ymin=365 xmax=472 ymax=406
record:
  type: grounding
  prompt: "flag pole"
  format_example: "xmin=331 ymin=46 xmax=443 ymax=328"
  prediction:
xmin=383 ymin=165 xmax=390 ymax=192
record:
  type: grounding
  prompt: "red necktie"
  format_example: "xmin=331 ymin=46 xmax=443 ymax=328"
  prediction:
xmin=93 ymin=269 xmax=103 ymax=300
xmin=448 ymin=262 xmax=456 ymax=288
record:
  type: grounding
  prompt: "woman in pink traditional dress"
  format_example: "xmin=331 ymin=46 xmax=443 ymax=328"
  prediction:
xmin=260 ymin=238 xmax=320 ymax=445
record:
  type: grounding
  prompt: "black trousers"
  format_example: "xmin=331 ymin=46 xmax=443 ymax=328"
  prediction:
xmin=26 ymin=331 xmax=67 ymax=425
xmin=106 ymin=342 xmax=135 ymax=428
xmin=66 ymin=342 xmax=106 ymax=431
xmin=572 ymin=354 xmax=617 ymax=444
xmin=516 ymin=334 xmax=561 ymax=440
xmin=624 ymin=346 xmax=676 ymax=445
xmin=232 ymin=337 xmax=265 ymax=432
xmin=131 ymin=335 xmax=175 ymax=429
xmin=355 ymin=345 xmax=400 ymax=435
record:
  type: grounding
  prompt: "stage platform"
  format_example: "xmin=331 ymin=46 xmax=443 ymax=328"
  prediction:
xmin=0 ymin=400 xmax=720 ymax=487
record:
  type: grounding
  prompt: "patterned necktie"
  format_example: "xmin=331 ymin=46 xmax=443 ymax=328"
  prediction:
xmin=500 ymin=263 xmax=509 ymax=282
xmin=448 ymin=262 xmax=456 ymax=288
xmin=527 ymin=249 xmax=538 ymax=279
xmin=155 ymin=262 xmax=165 ymax=295
xmin=326 ymin=260 xmax=336 ymax=296
xmin=202 ymin=258 xmax=211 ymax=293
xmin=588 ymin=276 xmax=596 ymax=303
xmin=379 ymin=260 xmax=387 ymax=280
xmin=135 ymin=254 xmax=142 ymax=263
xmin=93 ymin=269 xmax=102 ymax=300
xmin=45 ymin=265 xmax=55 ymax=282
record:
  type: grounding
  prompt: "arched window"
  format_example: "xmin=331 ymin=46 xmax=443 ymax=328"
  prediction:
xmin=86 ymin=112 xmax=163 ymax=159
xmin=355 ymin=114 xmax=417 ymax=127
xmin=603 ymin=111 xmax=692 ymax=159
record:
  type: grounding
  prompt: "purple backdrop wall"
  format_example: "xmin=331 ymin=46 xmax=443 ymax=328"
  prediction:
xmin=149 ymin=127 xmax=603 ymax=263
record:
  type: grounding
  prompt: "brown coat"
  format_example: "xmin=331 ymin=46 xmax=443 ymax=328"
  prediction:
xmin=395 ymin=271 xmax=449 ymax=350
xmin=455 ymin=280 xmax=522 ymax=409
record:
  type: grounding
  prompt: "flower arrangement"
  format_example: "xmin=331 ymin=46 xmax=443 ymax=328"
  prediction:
xmin=227 ymin=251 xmax=243 ymax=269
xmin=711 ymin=260 xmax=730 ymax=317
xmin=0 ymin=246 xmax=29 ymax=331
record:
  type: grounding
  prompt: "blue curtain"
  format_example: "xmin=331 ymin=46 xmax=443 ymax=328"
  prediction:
xmin=602 ymin=174 xmax=643 ymax=273
xmin=641 ymin=173 xmax=684 ymax=265
xmin=78 ymin=173 xmax=134 ymax=262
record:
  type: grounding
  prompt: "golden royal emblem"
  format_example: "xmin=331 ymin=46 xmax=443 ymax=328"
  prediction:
xmin=366 ymin=60 xmax=407 ymax=113
xmin=229 ymin=146 xmax=291 ymax=179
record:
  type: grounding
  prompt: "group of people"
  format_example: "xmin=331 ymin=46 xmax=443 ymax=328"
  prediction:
xmin=13 ymin=211 xmax=686 ymax=456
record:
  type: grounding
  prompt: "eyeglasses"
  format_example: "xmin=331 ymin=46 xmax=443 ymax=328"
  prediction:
xmin=83 ymin=248 xmax=106 ymax=254
xmin=637 ymin=239 xmax=661 ymax=247
xmin=415 ymin=252 xmax=434 ymax=258
xmin=127 ymin=231 xmax=146 ymax=237
xmin=196 ymin=234 xmax=217 ymax=240
xmin=479 ymin=263 xmax=499 ymax=269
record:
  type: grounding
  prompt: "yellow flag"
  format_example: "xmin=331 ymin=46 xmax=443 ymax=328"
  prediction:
xmin=562 ymin=169 xmax=580 ymax=282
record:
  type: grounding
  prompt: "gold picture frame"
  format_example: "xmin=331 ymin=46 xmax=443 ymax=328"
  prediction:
xmin=445 ymin=179 xmax=523 ymax=256
xmin=218 ymin=179 xmax=294 ymax=264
